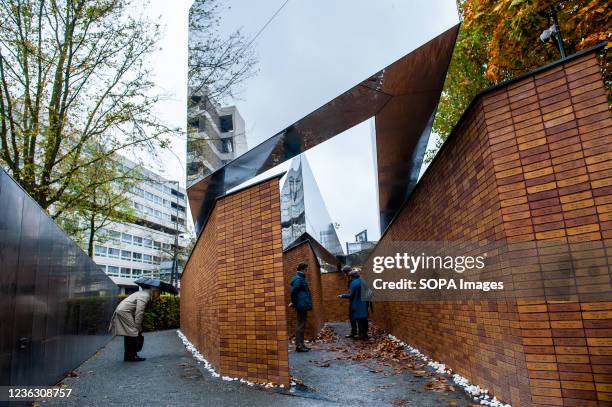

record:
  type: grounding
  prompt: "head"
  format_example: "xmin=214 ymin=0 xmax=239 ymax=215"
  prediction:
xmin=348 ymin=269 xmax=360 ymax=279
xmin=150 ymin=287 xmax=161 ymax=299
xmin=297 ymin=262 xmax=308 ymax=274
xmin=341 ymin=265 xmax=352 ymax=276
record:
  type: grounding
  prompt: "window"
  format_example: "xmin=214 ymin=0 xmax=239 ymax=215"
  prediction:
xmin=109 ymin=230 xmax=121 ymax=243
xmin=220 ymin=115 xmax=233 ymax=132
xmin=171 ymin=215 xmax=185 ymax=225
xmin=143 ymin=238 xmax=153 ymax=248
xmin=107 ymin=266 xmax=119 ymax=276
xmin=132 ymin=252 xmax=142 ymax=262
xmin=94 ymin=245 xmax=107 ymax=257
xmin=143 ymin=254 xmax=153 ymax=264
xmin=171 ymin=202 xmax=186 ymax=213
xmin=153 ymin=256 xmax=161 ymax=264
xmin=163 ymin=243 xmax=171 ymax=250
xmin=120 ymin=267 xmax=131 ymax=277
xmin=108 ymin=248 xmax=120 ymax=259
xmin=122 ymin=233 xmax=132 ymax=244
xmin=99 ymin=265 xmax=107 ymax=273
xmin=170 ymin=189 xmax=185 ymax=199
xmin=188 ymin=117 xmax=199 ymax=128
xmin=221 ymin=138 xmax=233 ymax=153
xmin=153 ymin=241 xmax=162 ymax=249
xmin=132 ymin=269 xmax=142 ymax=276
xmin=133 ymin=236 xmax=143 ymax=246
xmin=121 ymin=250 xmax=132 ymax=261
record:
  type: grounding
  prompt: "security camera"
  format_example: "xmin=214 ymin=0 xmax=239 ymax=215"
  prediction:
xmin=540 ymin=25 xmax=556 ymax=42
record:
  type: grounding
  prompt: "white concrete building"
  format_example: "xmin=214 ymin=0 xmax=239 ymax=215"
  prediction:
xmin=186 ymin=88 xmax=248 ymax=187
xmin=92 ymin=158 xmax=190 ymax=294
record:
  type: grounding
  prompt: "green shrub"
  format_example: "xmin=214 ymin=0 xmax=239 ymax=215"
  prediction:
xmin=116 ymin=293 xmax=180 ymax=332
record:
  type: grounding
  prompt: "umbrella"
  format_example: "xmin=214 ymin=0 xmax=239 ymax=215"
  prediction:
xmin=134 ymin=277 xmax=177 ymax=294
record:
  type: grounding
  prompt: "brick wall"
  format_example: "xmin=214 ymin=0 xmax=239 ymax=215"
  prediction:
xmin=181 ymin=177 xmax=289 ymax=385
xmin=180 ymin=209 xmax=220 ymax=368
xmin=283 ymin=241 xmax=325 ymax=341
xmin=371 ymin=51 xmax=611 ymax=406
xmin=321 ymin=272 xmax=350 ymax=322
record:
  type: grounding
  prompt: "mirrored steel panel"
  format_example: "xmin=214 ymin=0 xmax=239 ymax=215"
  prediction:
xmin=0 ymin=169 xmax=118 ymax=386
xmin=280 ymin=156 xmax=343 ymax=256
xmin=188 ymin=25 xmax=459 ymax=235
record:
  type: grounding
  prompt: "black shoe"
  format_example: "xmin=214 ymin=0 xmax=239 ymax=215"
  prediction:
xmin=295 ymin=347 xmax=310 ymax=352
xmin=345 ymin=334 xmax=356 ymax=339
xmin=125 ymin=356 xmax=146 ymax=362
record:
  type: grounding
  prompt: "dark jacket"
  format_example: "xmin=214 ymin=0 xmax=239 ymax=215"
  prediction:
xmin=340 ymin=277 xmax=369 ymax=319
xmin=290 ymin=271 xmax=312 ymax=312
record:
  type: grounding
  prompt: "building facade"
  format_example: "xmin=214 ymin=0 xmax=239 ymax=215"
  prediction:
xmin=186 ymin=88 xmax=247 ymax=187
xmin=92 ymin=158 xmax=190 ymax=294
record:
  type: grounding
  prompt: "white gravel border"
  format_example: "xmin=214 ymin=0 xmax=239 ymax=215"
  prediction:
xmin=388 ymin=335 xmax=511 ymax=407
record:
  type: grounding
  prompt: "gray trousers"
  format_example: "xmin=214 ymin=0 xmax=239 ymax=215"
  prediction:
xmin=295 ymin=310 xmax=308 ymax=348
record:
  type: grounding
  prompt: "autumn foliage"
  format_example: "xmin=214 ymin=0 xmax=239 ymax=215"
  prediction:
xmin=431 ymin=0 xmax=610 ymax=153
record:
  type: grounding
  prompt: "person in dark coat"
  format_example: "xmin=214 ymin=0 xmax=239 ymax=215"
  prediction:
xmin=290 ymin=262 xmax=312 ymax=352
xmin=339 ymin=269 xmax=369 ymax=340
xmin=342 ymin=265 xmax=358 ymax=339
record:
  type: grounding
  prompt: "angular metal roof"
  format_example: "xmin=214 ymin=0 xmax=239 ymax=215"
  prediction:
xmin=188 ymin=24 xmax=459 ymax=235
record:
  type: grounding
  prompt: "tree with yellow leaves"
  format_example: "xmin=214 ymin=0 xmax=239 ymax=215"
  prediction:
xmin=430 ymin=0 xmax=610 ymax=156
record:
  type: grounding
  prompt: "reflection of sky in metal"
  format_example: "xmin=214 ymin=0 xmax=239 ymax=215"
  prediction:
xmin=187 ymin=25 xmax=459 ymax=236
xmin=280 ymin=156 xmax=344 ymax=256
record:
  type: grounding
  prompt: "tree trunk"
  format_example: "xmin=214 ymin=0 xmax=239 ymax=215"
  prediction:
xmin=87 ymin=213 xmax=95 ymax=258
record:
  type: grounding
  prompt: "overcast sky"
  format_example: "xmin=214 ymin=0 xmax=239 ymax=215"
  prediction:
xmin=144 ymin=0 xmax=458 ymax=245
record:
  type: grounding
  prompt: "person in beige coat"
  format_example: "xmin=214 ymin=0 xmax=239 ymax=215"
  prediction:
xmin=110 ymin=287 xmax=161 ymax=361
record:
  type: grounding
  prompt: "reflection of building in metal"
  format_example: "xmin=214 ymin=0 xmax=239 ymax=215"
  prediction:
xmin=187 ymin=88 xmax=247 ymax=187
xmin=0 ymin=168 xmax=117 ymax=386
xmin=346 ymin=229 xmax=377 ymax=255
xmin=280 ymin=156 xmax=343 ymax=256
xmin=187 ymin=25 xmax=460 ymax=235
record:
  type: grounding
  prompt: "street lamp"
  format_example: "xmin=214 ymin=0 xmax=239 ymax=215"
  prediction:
xmin=540 ymin=5 xmax=567 ymax=59
xmin=158 ymin=179 xmax=181 ymax=290
xmin=155 ymin=147 xmax=187 ymax=291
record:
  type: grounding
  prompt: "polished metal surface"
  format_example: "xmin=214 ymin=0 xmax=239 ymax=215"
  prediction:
xmin=188 ymin=25 xmax=459 ymax=235
xmin=0 ymin=169 xmax=118 ymax=386
xmin=280 ymin=156 xmax=344 ymax=256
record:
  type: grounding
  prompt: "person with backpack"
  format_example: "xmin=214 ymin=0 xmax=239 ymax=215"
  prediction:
xmin=290 ymin=262 xmax=312 ymax=352
xmin=338 ymin=269 xmax=370 ymax=340
xmin=341 ymin=265 xmax=358 ymax=338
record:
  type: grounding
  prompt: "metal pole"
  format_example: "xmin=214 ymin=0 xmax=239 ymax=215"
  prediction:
xmin=170 ymin=181 xmax=179 ymax=290
xmin=550 ymin=6 xmax=567 ymax=59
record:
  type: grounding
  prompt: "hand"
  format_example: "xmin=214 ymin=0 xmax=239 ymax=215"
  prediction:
xmin=338 ymin=295 xmax=343 ymax=298
xmin=288 ymin=302 xmax=293 ymax=307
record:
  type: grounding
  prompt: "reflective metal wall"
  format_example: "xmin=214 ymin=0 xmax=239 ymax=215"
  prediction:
xmin=187 ymin=25 xmax=460 ymax=235
xmin=0 ymin=169 xmax=118 ymax=386
xmin=280 ymin=156 xmax=344 ymax=256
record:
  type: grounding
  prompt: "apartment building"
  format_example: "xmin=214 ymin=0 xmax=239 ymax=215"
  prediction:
xmin=186 ymin=88 xmax=248 ymax=187
xmin=92 ymin=158 xmax=190 ymax=294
